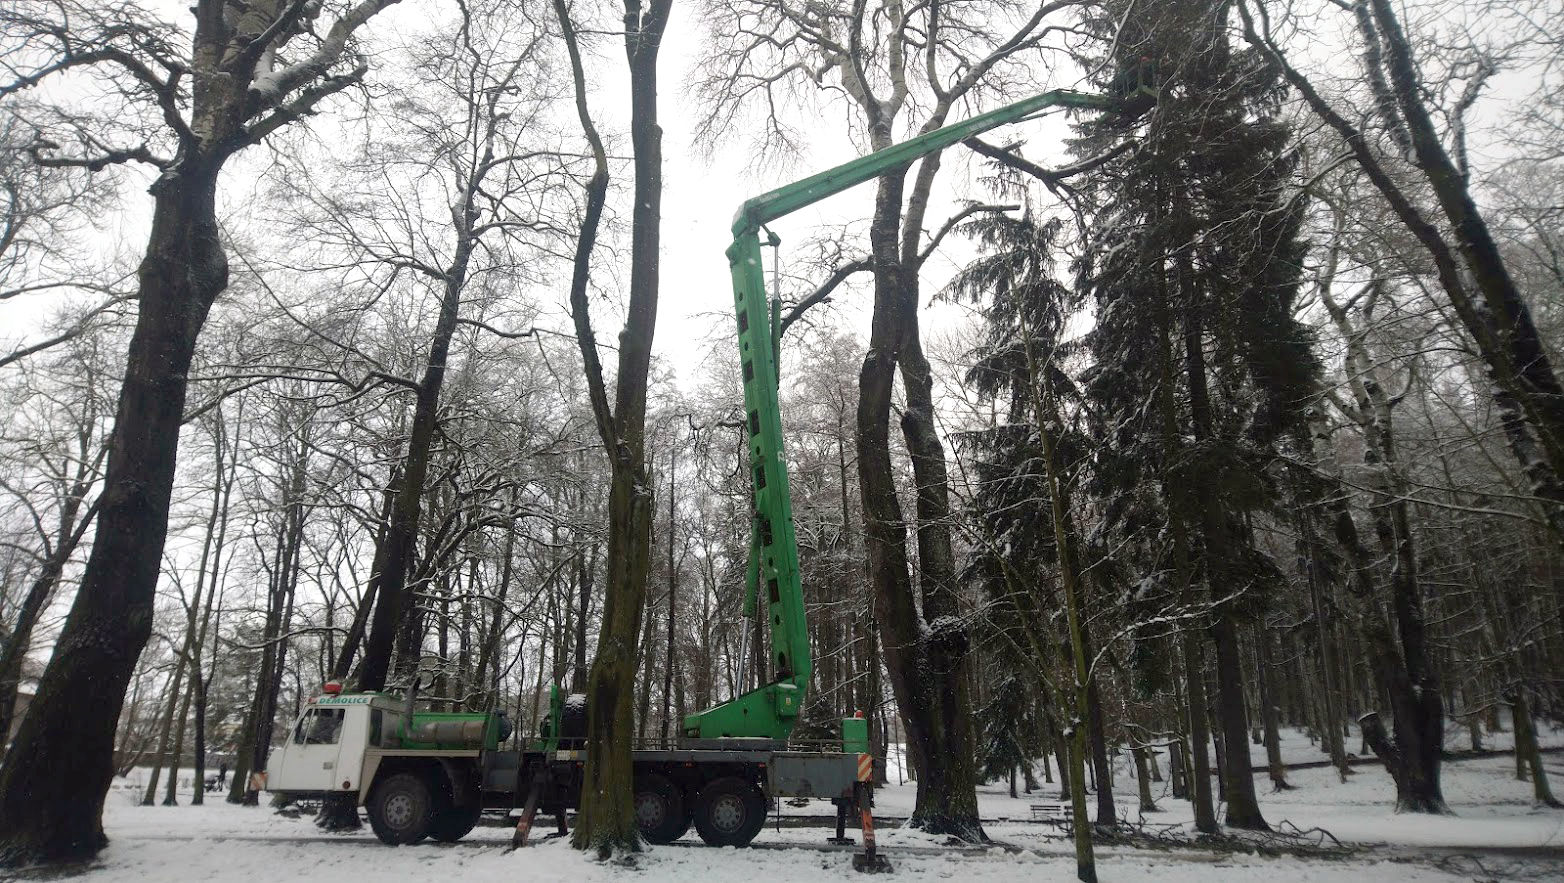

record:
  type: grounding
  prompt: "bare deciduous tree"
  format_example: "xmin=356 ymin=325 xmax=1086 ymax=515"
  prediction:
xmin=0 ymin=0 xmax=403 ymax=863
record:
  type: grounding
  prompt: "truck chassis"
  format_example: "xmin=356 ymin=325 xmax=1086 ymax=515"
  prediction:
xmin=266 ymin=694 xmax=870 ymax=851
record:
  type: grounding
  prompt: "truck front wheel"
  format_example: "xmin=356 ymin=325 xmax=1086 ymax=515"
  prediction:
xmin=368 ymin=772 xmax=436 ymax=845
xmin=692 ymin=777 xmax=766 ymax=847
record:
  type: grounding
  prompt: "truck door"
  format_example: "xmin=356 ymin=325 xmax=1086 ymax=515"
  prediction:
xmin=272 ymin=707 xmax=348 ymax=792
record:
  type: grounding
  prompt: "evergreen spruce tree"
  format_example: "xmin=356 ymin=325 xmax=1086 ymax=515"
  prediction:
xmin=975 ymin=670 xmax=1043 ymax=798
xmin=1070 ymin=0 xmax=1318 ymax=832
xmin=950 ymin=212 xmax=1117 ymax=880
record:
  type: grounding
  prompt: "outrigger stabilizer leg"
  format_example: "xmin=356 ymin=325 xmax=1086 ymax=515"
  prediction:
xmin=829 ymin=797 xmax=855 ymax=846
xmin=510 ymin=765 xmax=551 ymax=849
xmin=851 ymin=783 xmax=892 ymax=873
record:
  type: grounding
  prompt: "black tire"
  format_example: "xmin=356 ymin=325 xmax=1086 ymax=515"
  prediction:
xmin=429 ymin=800 xmax=483 ymax=843
xmin=559 ymin=694 xmax=588 ymax=741
xmin=692 ymin=776 xmax=766 ymax=847
xmin=367 ymin=772 xmax=436 ymax=845
xmin=633 ymin=774 xmax=687 ymax=844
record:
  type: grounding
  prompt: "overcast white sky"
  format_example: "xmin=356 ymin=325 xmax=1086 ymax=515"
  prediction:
xmin=6 ymin=0 xmax=1539 ymax=388
xmin=516 ymin=1 xmax=1087 ymax=387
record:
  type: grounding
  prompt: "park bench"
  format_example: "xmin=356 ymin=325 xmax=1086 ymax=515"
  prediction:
xmin=1030 ymin=801 xmax=1072 ymax=828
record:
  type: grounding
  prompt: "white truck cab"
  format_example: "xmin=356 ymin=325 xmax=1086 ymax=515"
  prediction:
xmin=266 ymin=686 xmax=495 ymax=845
xmin=268 ymin=693 xmax=381 ymax=796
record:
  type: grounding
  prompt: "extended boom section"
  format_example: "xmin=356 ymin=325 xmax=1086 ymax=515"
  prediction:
xmin=683 ymin=85 xmax=1143 ymax=743
xmin=677 ymin=230 xmax=813 ymax=741
xmin=731 ymin=90 xmax=1114 ymax=236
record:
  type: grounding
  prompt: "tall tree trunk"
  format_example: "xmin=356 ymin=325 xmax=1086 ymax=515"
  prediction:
xmin=1508 ymin=688 xmax=1562 ymax=808
xmin=1182 ymin=307 xmax=1267 ymax=832
xmin=142 ymin=653 xmax=190 ymax=805
xmin=1014 ymin=307 xmax=1097 ymax=877
xmin=1086 ymin=674 xmax=1116 ymax=830
xmin=856 ymin=119 xmax=985 ymax=835
xmin=1294 ymin=481 xmax=1350 ymax=782
xmin=1132 ymin=747 xmax=1157 ymax=813
xmin=473 ymin=480 xmax=521 ymax=696
xmin=332 ymin=472 xmax=397 ymax=680
xmin=1053 ymin=720 xmax=1072 ymax=801
xmin=1153 ymin=272 xmax=1217 ymax=833
xmin=572 ymin=543 xmax=594 ymax=692
xmin=177 ymin=409 xmax=235 ymax=805
xmin=241 ymin=433 xmax=309 ymax=805
xmin=190 ymin=661 xmax=210 ymax=805
xmin=1318 ymin=289 xmax=1447 ymax=814
xmin=356 ymin=231 xmax=475 ymax=692
xmin=1254 ymin=623 xmax=1291 ymax=790
xmin=162 ymin=677 xmax=196 ymax=805
xmin=635 ymin=592 xmax=656 ymax=742
xmin=576 ymin=463 xmax=654 ymax=855
xmin=0 ymin=163 xmax=225 ymax=864
xmin=564 ymin=0 xmax=669 ymax=855
xmin=660 ymin=446 xmax=678 ymax=745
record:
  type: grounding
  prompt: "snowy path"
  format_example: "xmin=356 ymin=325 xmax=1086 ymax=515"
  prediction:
xmin=59 ymin=809 xmax=1517 ymax=883
xmin=57 ymin=754 xmax=1559 ymax=881
xmin=54 ymin=726 xmax=1562 ymax=882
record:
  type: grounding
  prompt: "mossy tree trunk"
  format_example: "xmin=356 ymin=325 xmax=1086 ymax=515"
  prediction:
xmin=555 ymin=0 xmax=669 ymax=856
xmin=0 ymin=0 xmax=403 ymax=864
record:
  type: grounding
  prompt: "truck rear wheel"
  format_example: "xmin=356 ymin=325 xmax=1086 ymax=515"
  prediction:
xmin=368 ymin=772 xmax=436 ymax=845
xmin=692 ymin=777 xmax=766 ymax=847
xmin=428 ymin=801 xmax=482 ymax=842
xmin=633 ymin=774 xmax=687 ymax=844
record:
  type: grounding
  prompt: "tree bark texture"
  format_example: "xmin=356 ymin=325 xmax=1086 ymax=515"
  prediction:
xmin=568 ymin=0 xmax=669 ymax=855
xmin=857 ymin=176 xmax=984 ymax=838
xmin=0 ymin=164 xmax=224 ymax=863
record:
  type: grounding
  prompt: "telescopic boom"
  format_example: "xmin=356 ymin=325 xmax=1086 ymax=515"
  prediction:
xmin=681 ymin=78 xmax=1153 ymax=742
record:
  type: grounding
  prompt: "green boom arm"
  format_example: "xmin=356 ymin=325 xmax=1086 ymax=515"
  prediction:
xmin=681 ymin=85 xmax=1145 ymax=742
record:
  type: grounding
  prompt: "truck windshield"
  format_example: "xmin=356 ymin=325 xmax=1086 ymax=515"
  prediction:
xmin=294 ymin=708 xmax=345 ymax=745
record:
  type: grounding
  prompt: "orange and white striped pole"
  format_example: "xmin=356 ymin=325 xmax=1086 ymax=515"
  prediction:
xmin=856 ymin=754 xmax=875 ymax=855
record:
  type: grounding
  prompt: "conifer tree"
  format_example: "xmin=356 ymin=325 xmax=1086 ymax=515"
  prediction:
xmin=1071 ymin=0 xmax=1317 ymax=833
xmin=951 ymin=213 xmax=1105 ymax=876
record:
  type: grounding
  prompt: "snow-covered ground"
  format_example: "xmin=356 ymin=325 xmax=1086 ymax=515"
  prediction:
xmin=66 ymin=724 xmax=1564 ymax=882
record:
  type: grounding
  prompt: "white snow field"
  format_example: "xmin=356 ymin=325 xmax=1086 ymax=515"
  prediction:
xmin=77 ymin=725 xmax=1563 ymax=882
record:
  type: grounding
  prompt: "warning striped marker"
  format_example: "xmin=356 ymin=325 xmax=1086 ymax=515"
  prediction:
xmin=857 ymin=753 xmax=872 ymax=782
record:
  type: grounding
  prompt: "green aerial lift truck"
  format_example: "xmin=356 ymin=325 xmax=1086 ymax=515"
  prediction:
xmin=264 ymin=69 xmax=1154 ymax=870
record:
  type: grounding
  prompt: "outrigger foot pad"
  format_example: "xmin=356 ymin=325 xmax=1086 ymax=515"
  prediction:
xmin=852 ymin=852 xmax=894 ymax=873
